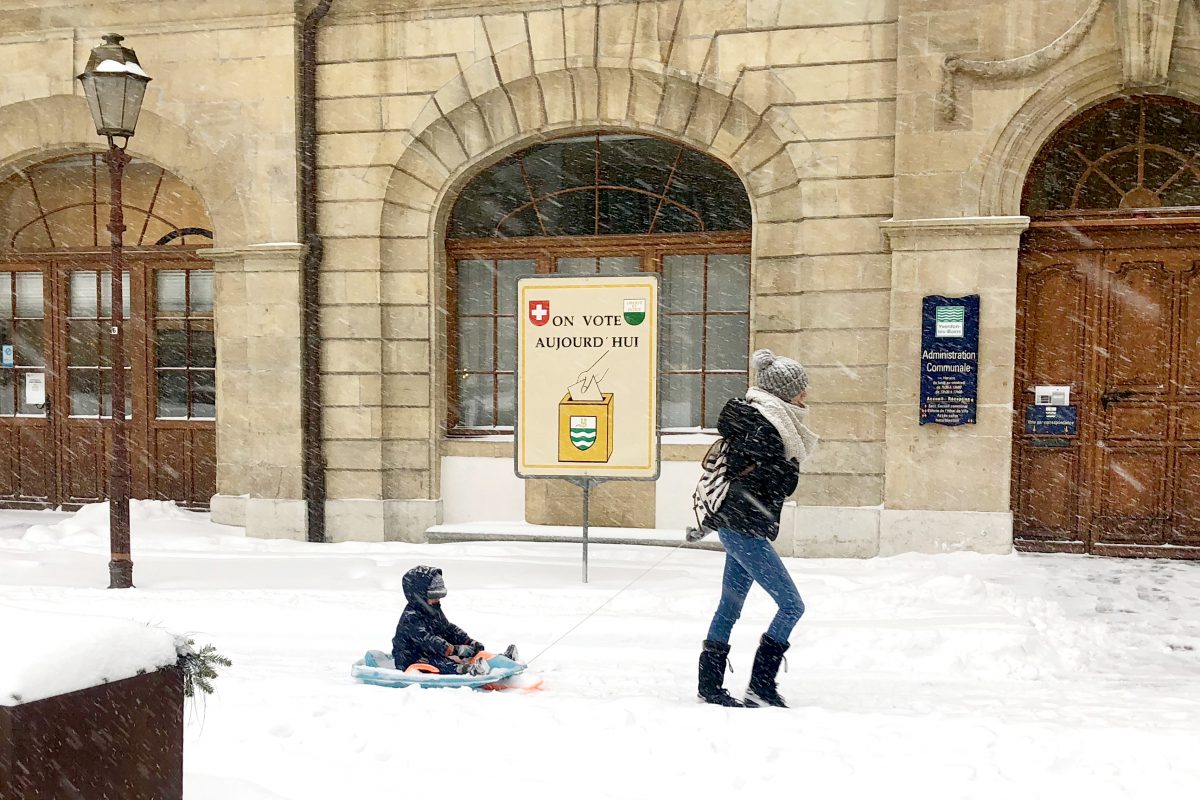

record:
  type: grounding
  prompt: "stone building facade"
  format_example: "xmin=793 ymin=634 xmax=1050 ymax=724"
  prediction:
xmin=3 ymin=0 xmax=1199 ymax=559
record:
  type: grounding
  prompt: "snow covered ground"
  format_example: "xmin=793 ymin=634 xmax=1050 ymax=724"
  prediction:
xmin=1 ymin=502 xmax=1199 ymax=799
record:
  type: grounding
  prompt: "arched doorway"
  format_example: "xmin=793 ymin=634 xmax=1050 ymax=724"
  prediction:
xmin=1014 ymin=95 xmax=1200 ymax=558
xmin=445 ymin=132 xmax=752 ymax=435
xmin=0 ymin=153 xmax=215 ymax=509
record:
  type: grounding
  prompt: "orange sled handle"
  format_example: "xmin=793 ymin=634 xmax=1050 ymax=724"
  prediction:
xmin=404 ymin=663 xmax=441 ymax=675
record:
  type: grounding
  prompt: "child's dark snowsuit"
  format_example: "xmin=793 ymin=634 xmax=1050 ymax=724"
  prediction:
xmin=391 ymin=566 xmax=479 ymax=674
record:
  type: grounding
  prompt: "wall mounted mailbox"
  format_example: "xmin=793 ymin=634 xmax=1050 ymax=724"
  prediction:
xmin=1034 ymin=385 xmax=1071 ymax=406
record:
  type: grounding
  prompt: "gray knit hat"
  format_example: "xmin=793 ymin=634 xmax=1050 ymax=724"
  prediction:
xmin=752 ymin=349 xmax=808 ymax=401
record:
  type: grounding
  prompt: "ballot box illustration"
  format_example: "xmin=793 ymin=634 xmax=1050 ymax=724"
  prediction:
xmin=558 ymin=393 xmax=614 ymax=463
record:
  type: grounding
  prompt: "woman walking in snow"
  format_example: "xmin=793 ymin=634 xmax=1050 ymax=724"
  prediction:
xmin=697 ymin=349 xmax=818 ymax=708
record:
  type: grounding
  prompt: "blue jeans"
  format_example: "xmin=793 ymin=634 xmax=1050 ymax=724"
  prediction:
xmin=706 ymin=527 xmax=805 ymax=644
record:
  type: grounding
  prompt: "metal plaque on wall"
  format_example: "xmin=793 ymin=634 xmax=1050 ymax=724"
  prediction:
xmin=1025 ymin=404 xmax=1077 ymax=436
xmin=919 ymin=294 xmax=980 ymax=426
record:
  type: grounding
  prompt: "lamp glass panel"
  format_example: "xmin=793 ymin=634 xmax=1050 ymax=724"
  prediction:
xmin=121 ymin=76 xmax=148 ymax=133
xmin=94 ymin=74 xmax=129 ymax=132
xmin=80 ymin=75 xmax=105 ymax=133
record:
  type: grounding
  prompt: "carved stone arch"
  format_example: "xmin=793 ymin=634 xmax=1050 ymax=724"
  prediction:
xmin=977 ymin=54 xmax=1124 ymax=217
xmin=978 ymin=50 xmax=1200 ymax=217
xmin=0 ymin=95 xmax=248 ymax=247
xmin=380 ymin=63 xmax=801 ymax=247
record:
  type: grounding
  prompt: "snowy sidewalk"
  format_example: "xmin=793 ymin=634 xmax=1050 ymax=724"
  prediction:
xmin=1 ymin=503 xmax=1199 ymax=799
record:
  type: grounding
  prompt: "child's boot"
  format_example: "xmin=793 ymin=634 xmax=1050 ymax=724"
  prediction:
xmin=456 ymin=660 xmax=489 ymax=676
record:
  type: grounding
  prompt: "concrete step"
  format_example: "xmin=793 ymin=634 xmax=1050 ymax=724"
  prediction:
xmin=425 ymin=522 xmax=722 ymax=551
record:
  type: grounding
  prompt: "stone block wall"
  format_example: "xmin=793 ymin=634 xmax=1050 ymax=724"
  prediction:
xmin=315 ymin=0 xmax=901 ymax=539
xmin=210 ymin=244 xmax=306 ymax=539
xmin=0 ymin=2 xmax=302 ymax=537
xmin=17 ymin=0 xmax=1187 ymax=551
xmin=0 ymin=1 xmax=298 ymax=249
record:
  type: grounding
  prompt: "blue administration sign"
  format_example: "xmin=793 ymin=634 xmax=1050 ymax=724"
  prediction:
xmin=920 ymin=295 xmax=980 ymax=426
xmin=1 ymin=344 xmax=13 ymax=368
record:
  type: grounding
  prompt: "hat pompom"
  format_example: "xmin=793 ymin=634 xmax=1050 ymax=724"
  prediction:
xmin=751 ymin=349 xmax=776 ymax=372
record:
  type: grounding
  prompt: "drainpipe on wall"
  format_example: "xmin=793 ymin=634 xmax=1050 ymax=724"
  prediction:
xmin=299 ymin=0 xmax=332 ymax=542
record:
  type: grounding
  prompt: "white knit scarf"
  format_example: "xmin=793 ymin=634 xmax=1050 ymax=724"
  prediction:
xmin=744 ymin=386 xmax=820 ymax=466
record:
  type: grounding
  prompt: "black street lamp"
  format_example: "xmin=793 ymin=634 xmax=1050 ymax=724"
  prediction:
xmin=77 ymin=34 xmax=151 ymax=589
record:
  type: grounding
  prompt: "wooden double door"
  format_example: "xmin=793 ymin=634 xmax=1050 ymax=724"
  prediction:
xmin=0 ymin=254 xmax=215 ymax=509
xmin=1014 ymin=225 xmax=1200 ymax=558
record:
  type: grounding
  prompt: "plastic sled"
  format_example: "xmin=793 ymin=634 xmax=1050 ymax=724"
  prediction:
xmin=351 ymin=650 xmax=540 ymax=691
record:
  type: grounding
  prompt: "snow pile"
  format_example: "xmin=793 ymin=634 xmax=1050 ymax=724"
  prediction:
xmin=23 ymin=500 xmax=240 ymax=551
xmin=95 ymin=58 xmax=149 ymax=77
xmin=0 ymin=607 xmax=177 ymax=705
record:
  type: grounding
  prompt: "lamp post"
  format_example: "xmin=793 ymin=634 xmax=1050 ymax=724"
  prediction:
xmin=77 ymin=34 xmax=151 ymax=589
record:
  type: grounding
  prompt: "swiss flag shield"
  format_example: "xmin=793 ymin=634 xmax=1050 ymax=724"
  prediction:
xmin=528 ymin=300 xmax=550 ymax=327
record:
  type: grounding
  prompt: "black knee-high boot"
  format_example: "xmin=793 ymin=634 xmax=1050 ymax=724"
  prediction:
xmin=697 ymin=639 xmax=743 ymax=707
xmin=744 ymin=633 xmax=789 ymax=708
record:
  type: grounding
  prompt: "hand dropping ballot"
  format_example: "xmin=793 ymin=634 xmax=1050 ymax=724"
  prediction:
xmin=516 ymin=274 xmax=659 ymax=479
xmin=559 ymin=353 xmax=614 ymax=463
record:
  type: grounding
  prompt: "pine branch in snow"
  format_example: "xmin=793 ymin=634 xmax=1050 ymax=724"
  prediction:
xmin=174 ymin=636 xmax=232 ymax=698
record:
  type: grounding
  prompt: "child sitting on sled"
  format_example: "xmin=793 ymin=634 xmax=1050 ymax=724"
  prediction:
xmin=392 ymin=565 xmax=517 ymax=676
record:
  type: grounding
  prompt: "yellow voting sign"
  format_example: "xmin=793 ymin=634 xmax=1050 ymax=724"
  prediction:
xmin=516 ymin=275 xmax=659 ymax=479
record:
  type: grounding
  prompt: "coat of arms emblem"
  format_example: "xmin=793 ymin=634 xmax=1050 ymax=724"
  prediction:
xmin=623 ymin=298 xmax=646 ymax=326
xmin=569 ymin=415 xmax=598 ymax=451
xmin=529 ymin=300 xmax=550 ymax=326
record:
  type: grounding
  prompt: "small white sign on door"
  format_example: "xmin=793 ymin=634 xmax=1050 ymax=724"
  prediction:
xmin=1034 ymin=385 xmax=1070 ymax=406
xmin=24 ymin=373 xmax=45 ymax=407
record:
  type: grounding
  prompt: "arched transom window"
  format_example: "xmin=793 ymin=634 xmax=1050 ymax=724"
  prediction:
xmin=446 ymin=132 xmax=752 ymax=432
xmin=1024 ymin=95 xmax=1200 ymax=215
xmin=0 ymin=153 xmax=213 ymax=251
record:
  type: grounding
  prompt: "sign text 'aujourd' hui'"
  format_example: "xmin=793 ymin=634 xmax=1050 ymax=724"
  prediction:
xmin=516 ymin=274 xmax=659 ymax=479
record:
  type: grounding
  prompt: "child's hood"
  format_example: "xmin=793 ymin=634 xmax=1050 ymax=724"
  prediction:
xmin=402 ymin=565 xmax=444 ymax=609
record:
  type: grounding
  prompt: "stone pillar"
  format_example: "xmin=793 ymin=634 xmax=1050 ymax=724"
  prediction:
xmin=208 ymin=243 xmax=307 ymax=540
xmin=378 ymin=225 xmax=442 ymax=543
xmin=879 ymin=217 xmax=1029 ymax=555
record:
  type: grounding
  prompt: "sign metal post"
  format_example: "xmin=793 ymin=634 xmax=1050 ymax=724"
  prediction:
xmin=573 ymin=476 xmax=592 ymax=583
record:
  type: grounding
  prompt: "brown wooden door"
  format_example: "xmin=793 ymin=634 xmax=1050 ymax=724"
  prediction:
xmin=0 ymin=152 xmax=216 ymax=509
xmin=1015 ymin=230 xmax=1200 ymax=558
xmin=0 ymin=256 xmax=214 ymax=510
xmin=142 ymin=263 xmax=216 ymax=507
xmin=1091 ymin=249 xmax=1200 ymax=553
xmin=55 ymin=264 xmax=139 ymax=506
xmin=1012 ymin=247 xmax=1095 ymax=548
xmin=0 ymin=266 xmax=53 ymax=506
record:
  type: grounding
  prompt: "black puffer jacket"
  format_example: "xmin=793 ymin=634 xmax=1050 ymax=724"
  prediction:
xmin=703 ymin=399 xmax=799 ymax=541
xmin=391 ymin=566 xmax=475 ymax=669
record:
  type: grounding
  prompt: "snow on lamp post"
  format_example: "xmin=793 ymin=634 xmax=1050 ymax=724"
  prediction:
xmin=77 ymin=34 xmax=151 ymax=590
